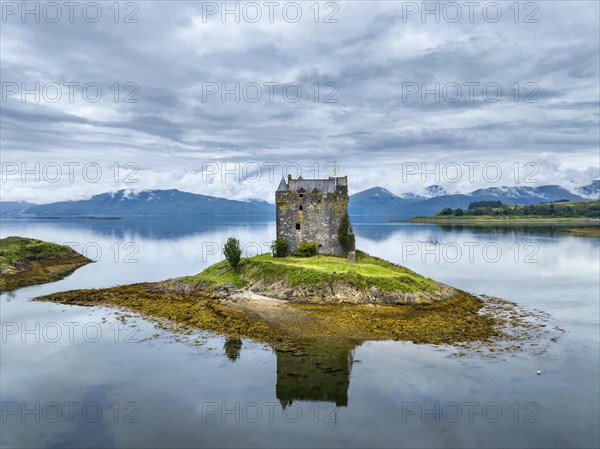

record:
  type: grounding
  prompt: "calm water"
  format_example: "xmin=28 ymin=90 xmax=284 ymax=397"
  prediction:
xmin=1 ymin=217 xmax=599 ymax=448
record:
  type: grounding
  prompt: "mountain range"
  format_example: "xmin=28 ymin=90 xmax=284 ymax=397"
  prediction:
xmin=1 ymin=181 xmax=597 ymax=219
xmin=349 ymin=183 xmax=597 ymax=217
xmin=0 ymin=190 xmax=269 ymax=217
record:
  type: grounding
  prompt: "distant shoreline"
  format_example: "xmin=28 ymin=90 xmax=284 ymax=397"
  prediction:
xmin=404 ymin=217 xmax=600 ymax=225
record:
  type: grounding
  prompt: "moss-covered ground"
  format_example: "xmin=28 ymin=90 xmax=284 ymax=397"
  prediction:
xmin=34 ymin=284 xmax=502 ymax=350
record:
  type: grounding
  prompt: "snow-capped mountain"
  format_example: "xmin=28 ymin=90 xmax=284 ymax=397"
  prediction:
xmin=422 ymin=185 xmax=448 ymax=198
xmin=470 ymin=185 xmax=582 ymax=203
xmin=349 ymin=184 xmax=589 ymax=216
xmin=576 ymin=180 xmax=600 ymax=199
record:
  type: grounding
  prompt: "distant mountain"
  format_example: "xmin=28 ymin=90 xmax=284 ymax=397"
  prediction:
xmin=422 ymin=185 xmax=448 ymax=198
xmin=3 ymin=190 xmax=271 ymax=217
xmin=577 ymin=180 xmax=600 ymax=199
xmin=0 ymin=201 xmax=37 ymax=215
xmin=349 ymin=187 xmax=419 ymax=215
xmin=469 ymin=185 xmax=584 ymax=203
xmin=350 ymin=184 xmax=587 ymax=217
xmin=245 ymin=199 xmax=276 ymax=213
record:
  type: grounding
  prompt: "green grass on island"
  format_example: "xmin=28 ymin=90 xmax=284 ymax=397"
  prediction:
xmin=182 ymin=250 xmax=440 ymax=296
xmin=0 ymin=236 xmax=92 ymax=292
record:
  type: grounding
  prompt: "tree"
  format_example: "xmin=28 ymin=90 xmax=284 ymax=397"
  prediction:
xmin=223 ymin=237 xmax=242 ymax=271
xmin=454 ymin=208 xmax=464 ymax=216
xmin=468 ymin=200 xmax=503 ymax=210
xmin=337 ymin=213 xmax=355 ymax=253
xmin=439 ymin=207 xmax=453 ymax=216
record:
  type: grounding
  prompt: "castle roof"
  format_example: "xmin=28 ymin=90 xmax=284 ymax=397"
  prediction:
xmin=288 ymin=178 xmax=342 ymax=194
xmin=276 ymin=178 xmax=289 ymax=192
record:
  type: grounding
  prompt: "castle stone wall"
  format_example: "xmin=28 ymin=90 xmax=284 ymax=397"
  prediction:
xmin=276 ymin=176 xmax=348 ymax=255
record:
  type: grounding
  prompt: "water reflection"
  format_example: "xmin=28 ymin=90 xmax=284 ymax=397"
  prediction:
xmin=223 ymin=337 xmax=243 ymax=362
xmin=1 ymin=217 xmax=598 ymax=448
xmin=434 ymin=223 xmax=598 ymax=237
xmin=275 ymin=340 xmax=356 ymax=408
xmin=2 ymin=216 xmax=272 ymax=241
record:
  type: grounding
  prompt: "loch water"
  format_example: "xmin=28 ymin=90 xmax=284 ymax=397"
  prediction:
xmin=1 ymin=216 xmax=599 ymax=448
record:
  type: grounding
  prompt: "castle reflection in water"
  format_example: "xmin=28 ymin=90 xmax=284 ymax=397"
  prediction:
xmin=276 ymin=341 xmax=356 ymax=408
xmin=223 ymin=337 xmax=356 ymax=408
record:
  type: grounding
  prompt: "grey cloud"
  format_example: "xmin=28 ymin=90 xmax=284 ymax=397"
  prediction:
xmin=0 ymin=1 xmax=598 ymax=203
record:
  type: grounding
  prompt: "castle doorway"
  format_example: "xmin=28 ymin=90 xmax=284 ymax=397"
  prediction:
xmin=317 ymin=244 xmax=324 ymax=254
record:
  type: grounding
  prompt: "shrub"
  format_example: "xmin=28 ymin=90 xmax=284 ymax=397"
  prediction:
xmin=223 ymin=237 xmax=242 ymax=271
xmin=292 ymin=240 xmax=318 ymax=257
xmin=270 ymin=237 xmax=289 ymax=258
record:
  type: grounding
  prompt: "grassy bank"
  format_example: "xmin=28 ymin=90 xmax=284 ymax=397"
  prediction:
xmin=0 ymin=236 xmax=92 ymax=292
xmin=408 ymin=216 xmax=600 ymax=224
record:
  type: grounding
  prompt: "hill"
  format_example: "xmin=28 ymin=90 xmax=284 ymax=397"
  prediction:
xmin=0 ymin=201 xmax=37 ymax=215
xmin=182 ymin=250 xmax=451 ymax=304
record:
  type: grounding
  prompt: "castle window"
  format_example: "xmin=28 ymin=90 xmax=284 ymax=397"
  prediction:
xmin=296 ymin=223 xmax=301 ymax=230
xmin=299 ymin=193 xmax=304 ymax=198
xmin=299 ymin=205 xmax=303 ymax=211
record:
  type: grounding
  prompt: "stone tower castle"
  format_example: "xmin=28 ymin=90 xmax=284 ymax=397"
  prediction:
xmin=275 ymin=174 xmax=349 ymax=255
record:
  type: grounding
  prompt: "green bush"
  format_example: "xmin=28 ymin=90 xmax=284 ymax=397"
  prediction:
xmin=270 ymin=237 xmax=289 ymax=258
xmin=338 ymin=213 xmax=355 ymax=253
xmin=223 ymin=237 xmax=242 ymax=271
xmin=292 ymin=241 xmax=318 ymax=257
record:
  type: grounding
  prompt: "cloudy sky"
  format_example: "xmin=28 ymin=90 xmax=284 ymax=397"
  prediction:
xmin=1 ymin=0 xmax=599 ymax=203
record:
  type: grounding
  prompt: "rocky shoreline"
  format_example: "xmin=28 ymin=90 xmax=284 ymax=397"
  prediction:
xmin=149 ymin=275 xmax=458 ymax=306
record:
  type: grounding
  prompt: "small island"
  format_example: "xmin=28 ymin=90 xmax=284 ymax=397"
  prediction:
xmin=34 ymin=250 xmax=505 ymax=349
xmin=29 ymin=176 xmax=552 ymax=354
xmin=0 ymin=236 xmax=92 ymax=292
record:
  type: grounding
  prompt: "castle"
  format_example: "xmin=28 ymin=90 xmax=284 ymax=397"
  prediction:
xmin=275 ymin=174 xmax=349 ymax=255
